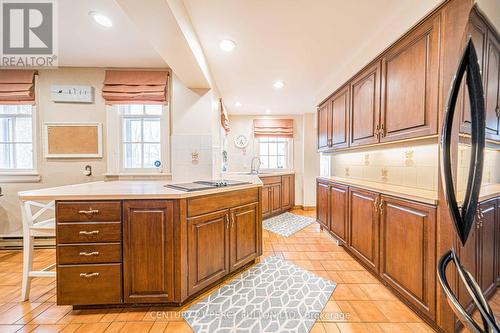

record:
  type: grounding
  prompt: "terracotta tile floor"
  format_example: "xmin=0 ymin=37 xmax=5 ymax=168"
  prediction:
xmin=0 ymin=209 xmax=495 ymax=332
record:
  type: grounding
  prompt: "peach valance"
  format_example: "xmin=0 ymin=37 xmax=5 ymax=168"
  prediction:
xmin=253 ymin=119 xmax=294 ymax=138
xmin=0 ymin=70 xmax=37 ymax=104
xmin=102 ymin=70 xmax=169 ymax=105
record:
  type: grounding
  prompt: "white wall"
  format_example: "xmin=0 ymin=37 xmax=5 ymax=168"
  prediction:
xmin=0 ymin=68 xmax=222 ymax=236
xmin=301 ymin=113 xmax=319 ymax=206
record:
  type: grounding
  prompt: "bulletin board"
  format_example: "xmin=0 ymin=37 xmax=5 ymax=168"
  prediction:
xmin=43 ymin=122 xmax=103 ymax=158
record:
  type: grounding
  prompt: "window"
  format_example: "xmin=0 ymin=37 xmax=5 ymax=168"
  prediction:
xmin=0 ymin=104 xmax=35 ymax=171
xmin=258 ymin=137 xmax=290 ymax=169
xmin=106 ymin=104 xmax=169 ymax=175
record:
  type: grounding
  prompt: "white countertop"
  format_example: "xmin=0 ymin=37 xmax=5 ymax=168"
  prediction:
xmin=317 ymin=176 xmax=439 ymax=205
xmin=226 ymin=171 xmax=295 ymax=177
xmin=18 ymin=175 xmax=263 ymax=201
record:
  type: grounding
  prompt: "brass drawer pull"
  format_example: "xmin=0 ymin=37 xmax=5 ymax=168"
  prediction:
xmin=79 ymin=251 xmax=99 ymax=256
xmin=78 ymin=209 xmax=99 ymax=215
xmin=79 ymin=230 xmax=99 ymax=235
xmin=79 ymin=272 xmax=99 ymax=278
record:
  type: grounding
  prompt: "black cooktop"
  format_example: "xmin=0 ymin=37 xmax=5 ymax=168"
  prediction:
xmin=166 ymin=180 xmax=251 ymax=192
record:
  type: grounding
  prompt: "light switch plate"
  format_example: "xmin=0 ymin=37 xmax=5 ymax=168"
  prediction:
xmin=51 ymin=85 xmax=94 ymax=103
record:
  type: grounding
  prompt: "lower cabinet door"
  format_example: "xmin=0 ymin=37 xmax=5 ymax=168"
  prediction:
xmin=188 ymin=210 xmax=230 ymax=295
xmin=479 ymin=200 xmax=497 ymax=296
xmin=281 ymin=175 xmax=294 ymax=210
xmin=262 ymin=185 xmax=271 ymax=218
xmin=316 ymin=182 xmax=330 ymax=230
xmin=229 ymin=203 xmax=259 ymax=271
xmin=458 ymin=218 xmax=479 ymax=313
xmin=271 ymin=184 xmax=282 ymax=215
xmin=57 ymin=263 xmax=122 ymax=305
xmin=329 ymin=184 xmax=348 ymax=243
xmin=379 ymin=196 xmax=436 ymax=320
xmin=123 ymin=200 xmax=174 ymax=303
xmin=348 ymin=188 xmax=379 ymax=272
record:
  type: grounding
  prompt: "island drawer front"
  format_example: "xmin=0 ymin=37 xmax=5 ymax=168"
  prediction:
xmin=187 ymin=188 xmax=259 ymax=217
xmin=57 ymin=222 xmax=121 ymax=244
xmin=57 ymin=263 xmax=122 ymax=305
xmin=57 ymin=243 xmax=121 ymax=264
xmin=57 ymin=201 xmax=121 ymax=222
xmin=261 ymin=176 xmax=282 ymax=185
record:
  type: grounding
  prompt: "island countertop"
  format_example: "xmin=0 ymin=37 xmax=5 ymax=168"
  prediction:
xmin=18 ymin=175 xmax=263 ymax=201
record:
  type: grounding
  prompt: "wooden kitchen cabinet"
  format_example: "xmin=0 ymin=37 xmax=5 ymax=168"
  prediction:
xmin=229 ymin=203 xmax=259 ymax=271
xmin=187 ymin=210 xmax=230 ymax=295
xmin=317 ymin=101 xmax=331 ymax=150
xmin=330 ymin=85 xmax=350 ymax=149
xmin=457 ymin=216 xmax=479 ymax=313
xmin=485 ymin=32 xmax=500 ymax=141
xmin=329 ymin=183 xmax=348 ymax=243
xmin=349 ymin=188 xmax=379 ymax=272
xmin=380 ymin=14 xmax=440 ymax=142
xmin=281 ymin=174 xmax=294 ymax=210
xmin=261 ymin=174 xmax=294 ymax=218
xmin=316 ymin=181 xmax=330 ymax=230
xmin=379 ymin=196 xmax=436 ymax=320
xmin=350 ymin=62 xmax=381 ymax=147
xmin=123 ymin=200 xmax=174 ymax=303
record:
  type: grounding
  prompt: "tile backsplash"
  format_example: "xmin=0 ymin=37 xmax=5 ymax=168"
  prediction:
xmin=329 ymin=144 xmax=439 ymax=191
xmin=457 ymin=144 xmax=500 ymax=193
xmin=171 ymin=134 xmax=213 ymax=182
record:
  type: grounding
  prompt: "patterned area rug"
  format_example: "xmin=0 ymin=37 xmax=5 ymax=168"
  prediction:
xmin=183 ymin=256 xmax=336 ymax=333
xmin=263 ymin=212 xmax=316 ymax=237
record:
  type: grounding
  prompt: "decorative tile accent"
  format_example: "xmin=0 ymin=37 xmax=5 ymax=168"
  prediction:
xmin=183 ymin=256 xmax=336 ymax=333
xmin=263 ymin=213 xmax=316 ymax=237
xmin=381 ymin=167 xmax=388 ymax=183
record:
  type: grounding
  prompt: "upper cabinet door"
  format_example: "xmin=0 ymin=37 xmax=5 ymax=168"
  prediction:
xmin=317 ymin=102 xmax=331 ymax=151
xmin=459 ymin=11 xmax=487 ymax=135
xmin=380 ymin=14 xmax=440 ymax=142
xmin=350 ymin=62 xmax=381 ymax=147
xmin=330 ymin=86 xmax=350 ymax=149
xmin=485 ymin=33 xmax=500 ymax=141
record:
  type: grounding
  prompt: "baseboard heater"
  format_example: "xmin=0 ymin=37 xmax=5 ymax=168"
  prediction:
xmin=0 ymin=237 xmax=55 ymax=249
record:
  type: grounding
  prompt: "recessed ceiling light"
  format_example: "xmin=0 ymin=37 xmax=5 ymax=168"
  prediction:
xmin=235 ymin=102 xmax=242 ymax=107
xmin=219 ymin=39 xmax=236 ymax=52
xmin=265 ymin=109 xmax=271 ymax=114
xmin=273 ymin=80 xmax=285 ymax=89
xmin=89 ymin=11 xmax=113 ymax=27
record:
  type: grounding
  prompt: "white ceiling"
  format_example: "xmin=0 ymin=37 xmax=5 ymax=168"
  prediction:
xmin=58 ymin=0 xmax=167 ymax=67
xmin=182 ymin=0 xmax=444 ymax=115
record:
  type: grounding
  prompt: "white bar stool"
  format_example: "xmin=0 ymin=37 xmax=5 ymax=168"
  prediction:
xmin=20 ymin=200 xmax=56 ymax=301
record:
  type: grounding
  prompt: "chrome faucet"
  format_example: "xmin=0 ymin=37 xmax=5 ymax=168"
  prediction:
xmin=250 ymin=157 xmax=261 ymax=174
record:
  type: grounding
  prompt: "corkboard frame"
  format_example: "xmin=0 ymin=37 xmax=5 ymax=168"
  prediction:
xmin=43 ymin=122 xmax=103 ymax=158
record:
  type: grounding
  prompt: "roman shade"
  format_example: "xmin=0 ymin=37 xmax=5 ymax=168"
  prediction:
xmin=219 ymin=98 xmax=230 ymax=133
xmin=253 ymin=119 xmax=294 ymax=138
xmin=0 ymin=70 xmax=37 ymax=104
xmin=102 ymin=70 xmax=169 ymax=105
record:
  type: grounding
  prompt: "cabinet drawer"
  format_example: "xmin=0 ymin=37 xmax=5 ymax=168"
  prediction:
xmin=57 ymin=222 xmax=121 ymax=244
xmin=57 ymin=263 xmax=122 ymax=305
xmin=187 ymin=188 xmax=258 ymax=217
xmin=57 ymin=201 xmax=121 ymax=222
xmin=260 ymin=176 xmax=282 ymax=185
xmin=58 ymin=243 xmax=121 ymax=264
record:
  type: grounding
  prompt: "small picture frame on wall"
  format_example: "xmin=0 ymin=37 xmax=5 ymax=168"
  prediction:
xmin=43 ymin=122 xmax=103 ymax=158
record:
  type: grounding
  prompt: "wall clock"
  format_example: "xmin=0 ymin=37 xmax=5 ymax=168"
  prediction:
xmin=234 ymin=134 xmax=249 ymax=149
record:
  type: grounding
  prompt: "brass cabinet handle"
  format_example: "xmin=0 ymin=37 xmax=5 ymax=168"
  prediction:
xmin=79 ymin=230 xmax=99 ymax=235
xmin=373 ymin=198 xmax=379 ymax=214
xmin=380 ymin=124 xmax=386 ymax=138
xmin=79 ymin=251 xmax=99 ymax=256
xmin=379 ymin=200 xmax=384 ymax=215
xmin=375 ymin=125 xmax=380 ymax=139
xmin=78 ymin=209 xmax=99 ymax=215
xmin=79 ymin=272 xmax=99 ymax=278
xmin=224 ymin=215 xmax=229 ymax=229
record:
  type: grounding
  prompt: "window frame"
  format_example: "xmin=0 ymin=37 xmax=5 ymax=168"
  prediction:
xmin=257 ymin=136 xmax=293 ymax=171
xmin=106 ymin=103 xmax=170 ymax=176
xmin=0 ymin=104 xmax=39 ymax=182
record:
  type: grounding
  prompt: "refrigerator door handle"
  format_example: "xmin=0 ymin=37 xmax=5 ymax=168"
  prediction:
xmin=440 ymin=38 xmax=486 ymax=246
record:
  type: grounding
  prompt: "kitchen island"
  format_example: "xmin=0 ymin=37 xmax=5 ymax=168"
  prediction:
xmin=18 ymin=176 xmax=263 ymax=308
